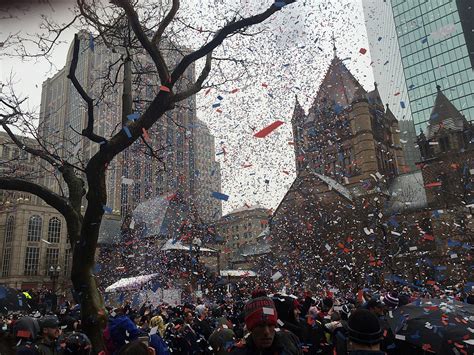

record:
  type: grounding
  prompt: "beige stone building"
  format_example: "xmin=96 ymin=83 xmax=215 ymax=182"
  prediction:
xmin=215 ymin=206 xmax=269 ymax=268
xmin=0 ymin=132 xmax=71 ymax=289
xmin=191 ymin=119 xmax=222 ymax=222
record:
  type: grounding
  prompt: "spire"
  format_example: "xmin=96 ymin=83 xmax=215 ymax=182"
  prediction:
xmin=292 ymin=94 xmax=305 ymax=123
xmin=332 ymin=31 xmax=337 ymax=57
xmin=385 ymin=103 xmax=398 ymax=123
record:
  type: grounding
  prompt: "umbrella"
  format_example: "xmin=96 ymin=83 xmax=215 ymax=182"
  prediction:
xmin=0 ymin=286 xmax=29 ymax=313
xmin=387 ymin=298 xmax=474 ymax=354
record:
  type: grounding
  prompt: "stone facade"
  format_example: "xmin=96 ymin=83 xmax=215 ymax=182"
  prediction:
xmin=215 ymin=206 xmax=269 ymax=269
xmin=266 ymin=59 xmax=473 ymax=290
xmin=191 ymin=119 xmax=222 ymax=222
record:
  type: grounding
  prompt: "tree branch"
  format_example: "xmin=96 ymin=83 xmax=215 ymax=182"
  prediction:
xmin=173 ymin=51 xmax=212 ymax=102
xmin=0 ymin=177 xmax=77 ymax=221
xmin=170 ymin=0 xmax=296 ymax=84
xmin=152 ymin=0 xmax=179 ymax=47
xmin=111 ymin=0 xmax=170 ymax=84
xmin=67 ymin=34 xmax=107 ymax=145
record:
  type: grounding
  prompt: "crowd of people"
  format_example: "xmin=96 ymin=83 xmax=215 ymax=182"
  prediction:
xmin=1 ymin=283 xmax=473 ymax=354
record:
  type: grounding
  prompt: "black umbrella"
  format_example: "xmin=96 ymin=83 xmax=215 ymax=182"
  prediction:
xmin=387 ymin=298 xmax=474 ymax=355
xmin=0 ymin=286 xmax=29 ymax=313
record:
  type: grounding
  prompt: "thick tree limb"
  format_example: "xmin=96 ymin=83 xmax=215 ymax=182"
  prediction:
xmin=152 ymin=0 xmax=179 ymax=47
xmin=67 ymin=34 xmax=106 ymax=145
xmin=0 ymin=177 xmax=78 ymax=223
xmin=0 ymin=121 xmax=62 ymax=168
xmin=170 ymin=0 xmax=296 ymax=84
xmin=173 ymin=51 xmax=212 ymax=102
xmin=111 ymin=0 xmax=170 ymax=84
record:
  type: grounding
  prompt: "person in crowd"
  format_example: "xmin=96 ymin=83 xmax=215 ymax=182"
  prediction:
xmin=347 ymin=309 xmax=385 ymax=355
xmin=117 ymin=340 xmax=155 ymax=355
xmin=36 ymin=315 xmax=61 ymax=355
xmin=193 ymin=304 xmax=212 ymax=340
xmin=366 ymin=297 xmax=396 ymax=354
xmin=150 ymin=314 xmax=166 ymax=337
xmin=61 ymin=332 xmax=92 ymax=355
xmin=104 ymin=307 xmax=142 ymax=354
xmin=229 ymin=289 xmax=302 ymax=354
xmin=13 ymin=316 xmax=40 ymax=355
xmin=208 ymin=317 xmax=235 ymax=355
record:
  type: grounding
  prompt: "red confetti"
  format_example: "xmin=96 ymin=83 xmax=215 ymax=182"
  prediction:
xmin=159 ymin=85 xmax=171 ymax=92
xmin=205 ymin=88 xmax=211 ymax=95
xmin=359 ymin=48 xmax=367 ymax=54
xmin=261 ymin=83 xmax=268 ymax=88
xmin=394 ymin=92 xmax=400 ymax=96
xmin=231 ymin=88 xmax=239 ymax=93
xmin=254 ymin=120 xmax=284 ymax=138
xmin=425 ymin=182 xmax=442 ymax=188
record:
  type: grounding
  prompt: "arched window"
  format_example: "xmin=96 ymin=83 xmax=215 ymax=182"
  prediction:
xmin=5 ymin=216 xmax=14 ymax=243
xmin=48 ymin=217 xmax=61 ymax=244
xmin=27 ymin=215 xmax=42 ymax=242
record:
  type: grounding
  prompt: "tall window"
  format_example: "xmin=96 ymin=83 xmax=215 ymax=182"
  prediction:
xmin=27 ymin=215 xmax=42 ymax=242
xmin=47 ymin=217 xmax=61 ymax=243
xmin=64 ymin=249 xmax=71 ymax=276
xmin=2 ymin=248 xmax=12 ymax=277
xmin=24 ymin=247 xmax=40 ymax=276
xmin=45 ymin=248 xmax=59 ymax=272
xmin=5 ymin=216 xmax=14 ymax=243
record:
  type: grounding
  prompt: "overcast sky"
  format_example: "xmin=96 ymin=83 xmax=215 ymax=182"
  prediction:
xmin=0 ymin=0 xmax=374 ymax=215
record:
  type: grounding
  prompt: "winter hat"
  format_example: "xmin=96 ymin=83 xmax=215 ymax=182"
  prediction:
xmin=322 ymin=297 xmax=334 ymax=311
xmin=63 ymin=332 xmax=92 ymax=355
xmin=13 ymin=316 xmax=40 ymax=340
xmin=347 ymin=309 xmax=383 ymax=345
xmin=383 ymin=292 xmax=399 ymax=309
xmin=244 ymin=289 xmax=278 ymax=331
xmin=39 ymin=315 xmax=60 ymax=330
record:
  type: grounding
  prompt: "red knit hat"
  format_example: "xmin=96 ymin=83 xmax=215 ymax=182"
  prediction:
xmin=244 ymin=289 xmax=278 ymax=331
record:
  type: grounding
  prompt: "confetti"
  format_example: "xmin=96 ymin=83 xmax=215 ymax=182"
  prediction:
xmin=254 ymin=120 xmax=284 ymax=138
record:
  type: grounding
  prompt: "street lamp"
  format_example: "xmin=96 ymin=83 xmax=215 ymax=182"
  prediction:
xmin=49 ymin=265 xmax=61 ymax=293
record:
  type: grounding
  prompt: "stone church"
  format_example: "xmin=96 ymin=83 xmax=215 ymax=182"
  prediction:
xmin=259 ymin=56 xmax=473 ymax=291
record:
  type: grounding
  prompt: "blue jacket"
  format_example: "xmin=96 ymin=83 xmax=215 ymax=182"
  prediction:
xmin=108 ymin=315 xmax=141 ymax=351
xmin=149 ymin=334 xmax=170 ymax=355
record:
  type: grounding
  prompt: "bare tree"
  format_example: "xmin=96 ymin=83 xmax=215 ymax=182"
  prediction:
xmin=0 ymin=0 xmax=296 ymax=350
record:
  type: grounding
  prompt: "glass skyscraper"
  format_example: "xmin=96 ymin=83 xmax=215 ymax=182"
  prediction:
xmin=391 ymin=0 xmax=474 ymax=132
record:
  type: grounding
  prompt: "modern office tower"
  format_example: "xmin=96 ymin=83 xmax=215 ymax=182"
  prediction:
xmin=39 ymin=31 xmax=217 ymax=218
xmin=363 ymin=0 xmax=474 ymax=134
xmin=191 ymin=119 xmax=222 ymax=222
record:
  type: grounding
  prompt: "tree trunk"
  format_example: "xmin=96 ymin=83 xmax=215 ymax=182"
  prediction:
xmin=71 ymin=157 xmax=108 ymax=352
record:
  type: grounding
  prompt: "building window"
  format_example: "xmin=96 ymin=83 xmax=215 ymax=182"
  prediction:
xmin=64 ymin=249 xmax=72 ymax=276
xmin=2 ymin=248 xmax=12 ymax=277
xmin=47 ymin=217 xmax=61 ymax=243
xmin=27 ymin=215 xmax=42 ymax=242
xmin=4 ymin=216 xmax=14 ymax=243
xmin=24 ymin=247 xmax=40 ymax=276
xmin=45 ymin=248 xmax=59 ymax=273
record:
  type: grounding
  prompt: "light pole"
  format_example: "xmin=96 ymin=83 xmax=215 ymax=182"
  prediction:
xmin=49 ymin=265 xmax=61 ymax=293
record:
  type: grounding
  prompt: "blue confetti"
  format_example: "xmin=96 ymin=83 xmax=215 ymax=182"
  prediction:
xmin=212 ymin=102 xmax=221 ymax=108
xmin=122 ymin=126 xmax=132 ymax=138
xmin=400 ymin=101 xmax=406 ymax=109
xmin=211 ymin=191 xmax=229 ymax=201
xmin=274 ymin=1 xmax=287 ymax=9
xmin=127 ymin=112 xmax=140 ymax=121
